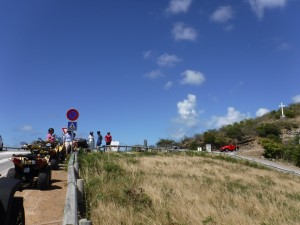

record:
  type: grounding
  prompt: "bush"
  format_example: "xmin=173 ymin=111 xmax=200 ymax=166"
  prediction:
xmin=260 ymin=138 xmax=284 ymax=159
xmin=256 ymin=123 xmax=281 ymax=138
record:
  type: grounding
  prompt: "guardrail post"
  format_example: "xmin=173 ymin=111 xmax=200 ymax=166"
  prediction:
xmin=79 ymin=219 xmax=92 ymax=225
xmin=63 ymin=152 xmax=79 ymax=225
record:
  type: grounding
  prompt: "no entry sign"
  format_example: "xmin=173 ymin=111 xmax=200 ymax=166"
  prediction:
xmin=66 ymin=108 xmax=79 ymax=121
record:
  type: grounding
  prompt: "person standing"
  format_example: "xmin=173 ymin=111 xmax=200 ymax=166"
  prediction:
xmin=63 ymin=131 xmax=74 ymax=155
xmin=87 ymin=131 xmax=95 ymax=150
xmin=105 ymin=132 xmax=112 ymax=152
xmin=96 ymin=131 xmax=103 ymax=151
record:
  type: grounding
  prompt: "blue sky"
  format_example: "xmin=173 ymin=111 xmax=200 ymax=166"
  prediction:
xmin=1 ymin=0 xmax=299 ymax=147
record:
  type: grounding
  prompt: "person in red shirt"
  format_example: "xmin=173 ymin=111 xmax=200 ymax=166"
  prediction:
xmin=105 ymin=132 xmax=112 ymax=152
xmin=105 ymin=132 xmax=112 ymax=145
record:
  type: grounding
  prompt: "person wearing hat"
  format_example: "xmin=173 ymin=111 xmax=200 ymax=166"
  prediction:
xmin=87 ymin=131 xmax=95 ymax=150
xmin=96 ymin=131 xmax=103 ymax=151
xmin=46 ymin=128 xmax=55 ymax=143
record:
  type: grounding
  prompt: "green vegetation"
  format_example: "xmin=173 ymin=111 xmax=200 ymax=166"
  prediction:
xmin=158 ymin=103 xmax=300 ymax=167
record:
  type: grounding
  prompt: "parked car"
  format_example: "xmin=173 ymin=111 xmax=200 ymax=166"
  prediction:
xmin=220 ymin=144 xmax=239 ymax=152
xmin=0 ymin=135 xmax=3 ymax=151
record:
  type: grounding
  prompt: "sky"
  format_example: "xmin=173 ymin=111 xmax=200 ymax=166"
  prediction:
xmin=1 ymin=0 xmax=300 ymax=147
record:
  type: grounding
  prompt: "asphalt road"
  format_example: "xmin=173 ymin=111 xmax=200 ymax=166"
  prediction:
xmin=0 ymin=149 xmax=28 ymax=176
xmin=214 ymin=150 xmax=300 ymax=176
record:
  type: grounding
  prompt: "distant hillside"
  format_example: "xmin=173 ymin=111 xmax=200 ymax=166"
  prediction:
xmin=173 ymin=103 xmax=300 ymax=165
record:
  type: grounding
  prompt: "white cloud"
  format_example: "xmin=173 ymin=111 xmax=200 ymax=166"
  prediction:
xmin=143 ymin=50 xmax=153 ymax=59
xmin=170 ymin=94 xmax=199 ymax=139
xmin=180 ymin=69 xmax=205 ymax=86
xmin=174 ymin=94 xmax=199 ymax=130
xmin=172 ymin=22 xmax=197 ymax=41
xmin=144 ymin=70 xmax=163 ymax=79
xmin=249 ymin=0 xmax=288 ymax=19
xmin=20 ymin=125 xmax=33 ymax=132
xmin=164 ymin=81 xmax=173 ymax=90
xmin=211 ymin=6 xmax=234 ymax=23
xmin=292 ymin=95 xmax=300 ymax=103
xmin=256 ymin=108 xmax=270 ymax=117
xmin=209 ymin=107 xmax=250 ymax=128
xmin=157 ymin=53 xmax=182 ymax=67
xmin=166 ymin=0 xmax=193 ymax=15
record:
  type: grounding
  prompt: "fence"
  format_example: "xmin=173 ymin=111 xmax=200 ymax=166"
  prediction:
xmin=63 ymin=152 xmax=91 ymax=225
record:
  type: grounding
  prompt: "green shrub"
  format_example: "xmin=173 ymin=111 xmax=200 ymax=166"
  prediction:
xmin=260 ymin=138 xmax=284 ymax=159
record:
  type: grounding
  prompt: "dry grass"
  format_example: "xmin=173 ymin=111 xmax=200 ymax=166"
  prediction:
xmin=79 ymin=152 xmax=300 ymax=225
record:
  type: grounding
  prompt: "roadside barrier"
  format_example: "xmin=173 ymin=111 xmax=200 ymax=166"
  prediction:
xmin=63 ymin=152 xmax=92 ymax=225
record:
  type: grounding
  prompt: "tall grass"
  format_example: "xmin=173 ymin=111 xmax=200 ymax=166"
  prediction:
xmin=79 ymin=151 xmax=300 ymax=225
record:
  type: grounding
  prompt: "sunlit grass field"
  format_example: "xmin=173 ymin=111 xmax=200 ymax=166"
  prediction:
xmin=78 ymin=151 xmax=300 ymax=225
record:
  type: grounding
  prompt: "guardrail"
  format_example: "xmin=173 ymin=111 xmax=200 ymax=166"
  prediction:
xmin=63 ymin=152 xmax=92 ymax=225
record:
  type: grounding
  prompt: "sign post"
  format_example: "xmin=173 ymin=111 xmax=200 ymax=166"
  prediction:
xmin=66 ymin=108 xmax=79 ymax=154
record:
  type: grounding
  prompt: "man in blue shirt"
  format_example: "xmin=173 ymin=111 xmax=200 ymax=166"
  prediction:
xmin=63 ymin=131 xmax=75 ymax=155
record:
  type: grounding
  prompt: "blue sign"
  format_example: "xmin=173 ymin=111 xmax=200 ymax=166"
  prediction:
xmin=68 ymin=122 xmax=77 ymax=131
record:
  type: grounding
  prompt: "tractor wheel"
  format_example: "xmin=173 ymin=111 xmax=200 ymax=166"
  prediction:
xmin=6 ymin=168 xmax=17 ymax=178
xmin=9 ymin=197 xmax=25 ymax=225
xmin=38 ymin=171 xmax=50 ymax=190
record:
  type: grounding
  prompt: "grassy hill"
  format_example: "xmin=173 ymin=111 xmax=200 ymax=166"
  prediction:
xmin=166 ymin=103 xmax=300 ymax=166
xmin=79 ymin=151 xmax=300 ymax=225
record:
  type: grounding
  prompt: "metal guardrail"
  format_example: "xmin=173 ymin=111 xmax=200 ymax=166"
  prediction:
xmin=63 ymin=152 xmax=91 ymax=225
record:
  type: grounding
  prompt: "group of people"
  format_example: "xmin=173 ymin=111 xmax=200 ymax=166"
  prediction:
xmin=46 ymin=127 xmax=75 ymax=155
xmin=46 ymin=127 xmax=113 ymax=154
xmin=87 ymin=131 xmax=112 ymax=150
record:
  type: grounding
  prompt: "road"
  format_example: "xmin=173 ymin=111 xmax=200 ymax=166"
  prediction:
xmin=0 ymin=149 xmax=28 ymax=176
xmin=214 ymin=150 xmax=300 ymax=176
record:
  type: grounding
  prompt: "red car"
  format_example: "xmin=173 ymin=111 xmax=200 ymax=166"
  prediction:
xmin=220 ymin=144 xmax=239 ymax=152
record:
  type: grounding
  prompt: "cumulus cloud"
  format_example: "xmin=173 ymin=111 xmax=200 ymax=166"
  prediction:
xmin=166 ymin=0 xmax=193 ymax=15
xmin=172 ymin=22 xmax=197 ymax=41
xmin=209 ymin=107 xmax=250 ymax=128
xmin=292 ymin=95 xmax=300 ymax=103
xmin=164 ymin=81 xmax=173 ymax=90
xmin=170 ymin=94 xmax=200 ymax=139
xmin=144 ymin=69 xmax=163 ymax=79
xmin=180 ymin=69 xmax=205 ymax=86
xmin=19 ymin=125 xmax=33 ymax=132
xmin=177 ymin=94 xmax=198 ymax=124
xmin=256 ymin=108 xmax=270 ymax=117
xmin=211 ymin=6 xmax=234 ymax=23
xmin=157 ymin=53 xmax=182 ymax=67
xmin=249 ymin=0 xmax=288 ymax=19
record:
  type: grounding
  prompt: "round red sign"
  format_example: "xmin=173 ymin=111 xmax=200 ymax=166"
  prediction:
xmin=66 ymin=108 xmax=79 ymax=121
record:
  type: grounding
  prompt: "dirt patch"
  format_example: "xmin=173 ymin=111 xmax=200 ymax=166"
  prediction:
xmin=15 ymin=168 xmax=67 ymax=225
xmin=237 ymin=139 xmax=265 ymax=158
